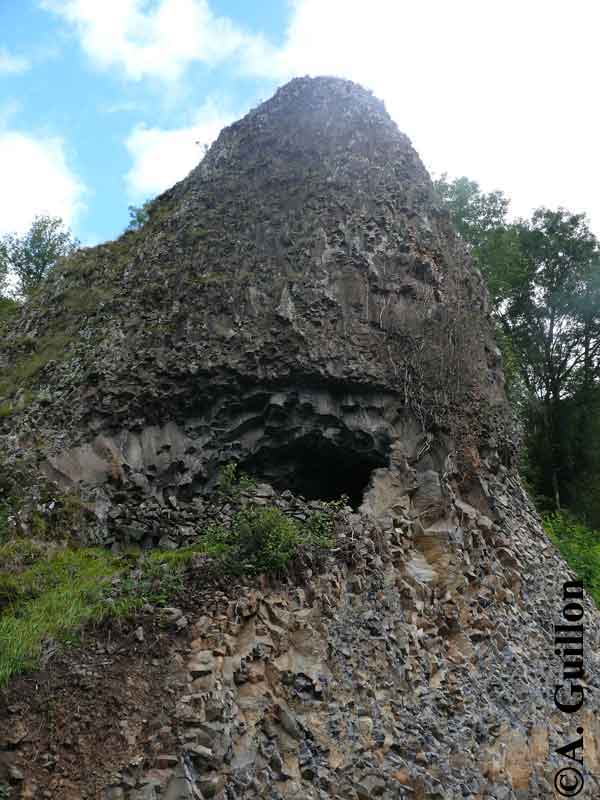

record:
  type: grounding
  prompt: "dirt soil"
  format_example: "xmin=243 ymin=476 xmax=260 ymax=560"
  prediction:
xmin=0 ymin=576 xmax=235 ymax=800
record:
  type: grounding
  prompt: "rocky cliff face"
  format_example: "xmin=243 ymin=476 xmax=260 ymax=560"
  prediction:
xmin=1 ymin=76 xmax=511 ymax=547
xmin=0 ymin=77 xmax=599 ymax=799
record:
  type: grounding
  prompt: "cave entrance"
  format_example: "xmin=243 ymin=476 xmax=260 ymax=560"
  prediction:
xmin=242 ymin=433 xmax=389 ymax=510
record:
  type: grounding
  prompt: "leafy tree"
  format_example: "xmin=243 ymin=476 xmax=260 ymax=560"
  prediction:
xmin=436 ymin=177 xmax=600 ymax=519
xmin=434 ymin=174 xmax=527 ymax=312
xmin=508 ymin=210 xmax=600 ymax=507
xmin=0 ymin=215 xmax=79 ymax=298
xmin=435 ymin=174 xmax=509 ymax=238
xmin=126 ymin=200 xmax=152 ymax=231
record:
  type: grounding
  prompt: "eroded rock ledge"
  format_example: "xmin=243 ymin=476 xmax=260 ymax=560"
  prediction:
xmin=38 ymin=390 xmax=431 ymax=548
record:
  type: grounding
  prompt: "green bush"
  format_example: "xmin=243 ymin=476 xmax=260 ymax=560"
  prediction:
xmin=0 ymin=296 xmax=19 ymax=326
xmin=202 ymin=504 xmax=335 ymax=574
xmin=223 ymin=506 xmax=301 ymax=572
xmin=544 ymin=511 xmax=600 ymax=606
xmin=217 ymin=461 xmax=256 ymax=497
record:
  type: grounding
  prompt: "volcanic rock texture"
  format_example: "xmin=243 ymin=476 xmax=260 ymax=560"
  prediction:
xmin=0 ymin=77 xmax=599 ymax=799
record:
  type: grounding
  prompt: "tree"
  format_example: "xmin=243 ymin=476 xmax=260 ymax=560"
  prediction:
xmin=126 ymin=201 xmax=152 ymax=231
xmin=0 ymin=215 xmax=79 ymax=297
xmin=435 ymin=174 xmax=509 ymax=239
xmin=509 ymin=210 xmax=599 ymax=404
xmin=434 ymin=174 xmax=527 ymax=312
xmin=436 ymin=177 xmax=600 ymax=519
xmin=510 ymin=210 xmax=600 ymax=510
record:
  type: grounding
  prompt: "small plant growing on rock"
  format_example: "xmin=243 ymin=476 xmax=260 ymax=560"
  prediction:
xmin=217 ymin=461 xmax=256 ymax=497
xmin=305 ymin=510 xmax=336 ymax=548
xmin=230 ymin=506 xmax=300 ymax=572
xmin=115 ymin=557 xmax=186 ymax=608
xmin=202 ymin=504 xmax=335 ymax=574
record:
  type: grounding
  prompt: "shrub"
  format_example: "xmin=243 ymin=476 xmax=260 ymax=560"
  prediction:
xmin=202 ymin=504 xmax=335 ymax=574
xmin=217 ymin=461 xmax=256 ymax=497
xmin=0 ymin=296 xmax=19 ymax=326
xmin=224 ymin=506 xmax=300 ymax=572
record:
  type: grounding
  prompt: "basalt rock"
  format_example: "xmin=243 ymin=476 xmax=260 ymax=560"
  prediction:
xmin=1 ymin=77 xmax=599 ymax=799
xmin=1 ymin=76 xmax=511 ymax=544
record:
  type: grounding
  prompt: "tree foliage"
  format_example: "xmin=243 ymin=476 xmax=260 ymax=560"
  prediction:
xmin=126 ymin=201 xmax=152 ymax=231
xmin=0 ymin=215 xmax=79 ymax=298
xmin=436 ymin=175 xmax=600 ymax=521
xmin=434 ymin=174 xmax=526 ymax=310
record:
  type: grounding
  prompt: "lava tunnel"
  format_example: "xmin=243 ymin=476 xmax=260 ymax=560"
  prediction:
xmin=241 ymin=431 xmax=390 ymax=509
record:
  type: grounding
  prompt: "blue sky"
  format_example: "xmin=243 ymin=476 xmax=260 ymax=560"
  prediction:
xmin=2 ymin=0 xmax=600 ymax=246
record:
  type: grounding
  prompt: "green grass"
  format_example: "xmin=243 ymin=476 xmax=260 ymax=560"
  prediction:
xmin=0 ymin=537 xmax=46 ymax=571
xmin=0 ymin=503 xmax=337 ymax=686
xmin=0 ymin=547 xmax=122 ymax=686
xmin=544 ymin=511 xmax=600 ymax=606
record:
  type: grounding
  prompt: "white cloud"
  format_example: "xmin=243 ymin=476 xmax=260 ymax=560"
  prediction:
xmin=246 ymin=0 xmax=600 ymax=232
xmin=125 ymin=101 xmax=232 ymax=198
xmin=41 ymin=0 xmax=270 ymax=82
xmin=0 ymin=131 xmax=86 ymax=235
xmin=41 ymin=0 xmax=600 ymax=232
xmin=0 ymin=48 xmax=30 ymax=75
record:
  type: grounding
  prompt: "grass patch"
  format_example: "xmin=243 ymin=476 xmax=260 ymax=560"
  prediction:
xmin=0 ymin=547 xmax=122 ymax=686
xmin=0 ymin=503 xmax=337 ymax=686
xmin=0 ymin=537 xmax=47 ymax=572
xmin=544 ymin=511 xmax=600 ymax=606
xmin=62 ymin=285 xmax=113 ymax=314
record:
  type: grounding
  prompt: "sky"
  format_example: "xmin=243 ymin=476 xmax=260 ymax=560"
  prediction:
xmin=1 ymin=0 xmax=600 ymax=246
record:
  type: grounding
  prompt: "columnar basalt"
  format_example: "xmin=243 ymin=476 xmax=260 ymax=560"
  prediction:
xmin=1 ymin=77 xmax=510 ymax=543
xmin=0 ymin=77 xmax=598 ymax=799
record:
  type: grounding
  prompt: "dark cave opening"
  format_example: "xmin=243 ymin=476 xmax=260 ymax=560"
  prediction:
xmin=241 ymin=433 xmax=389 ymax=510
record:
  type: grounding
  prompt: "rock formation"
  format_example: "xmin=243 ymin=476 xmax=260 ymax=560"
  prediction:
xmin=0 ymin=77 xmax=599 ymax=799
